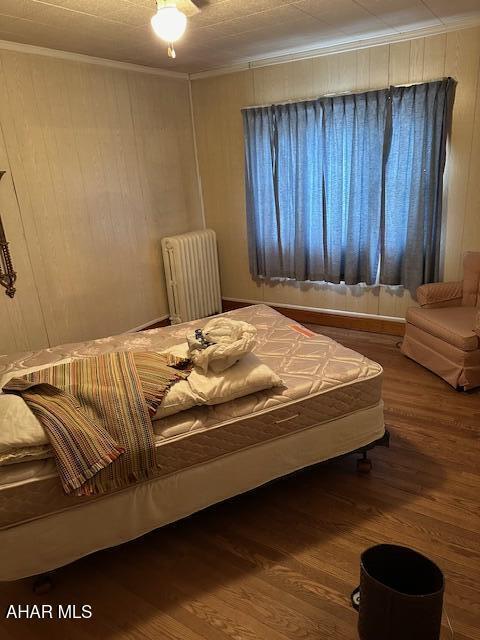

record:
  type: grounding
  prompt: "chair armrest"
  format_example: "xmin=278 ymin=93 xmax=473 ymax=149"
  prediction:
xmin=475 ymin=311 xmax=480 ymax=338
xmin=416 ymin=281 xmax=463 ymax=308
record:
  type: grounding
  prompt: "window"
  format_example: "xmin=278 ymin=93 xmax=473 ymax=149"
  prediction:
xmin=242 ymin=78 xmax=455 ymax=293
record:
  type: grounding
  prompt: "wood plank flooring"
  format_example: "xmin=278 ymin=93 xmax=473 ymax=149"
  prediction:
xmin=0 ymin=326 xmax=479 ymax=639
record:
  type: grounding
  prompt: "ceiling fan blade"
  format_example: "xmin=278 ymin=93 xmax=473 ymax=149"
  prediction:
xmin=176 ymin=0 xmax=202 ymax=16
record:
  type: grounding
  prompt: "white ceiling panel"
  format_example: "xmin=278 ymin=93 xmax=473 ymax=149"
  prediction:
xmin=423 ymin=0 xmax=480 ymax=22
xmin=355 ymin=0 xmax=439 ymax=29
xmin=0 ymin=0 xmax=478 ymax=73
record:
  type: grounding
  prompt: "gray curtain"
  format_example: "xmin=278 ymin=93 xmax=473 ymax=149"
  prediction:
xmin=382 ymin=79 xmax=455 ymax=290
xmin=242 ymin=78 xmax=455 ymax=292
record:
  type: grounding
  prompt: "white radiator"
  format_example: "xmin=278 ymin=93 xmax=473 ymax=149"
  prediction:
xmin=161 ymin=229 xmax=222 ymax=324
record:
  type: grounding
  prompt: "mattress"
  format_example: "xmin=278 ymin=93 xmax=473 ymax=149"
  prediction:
xmin=1 ymin=403 xmax=384 ymax=581
xmin=0 ymin=305 xmax=383 ymax=532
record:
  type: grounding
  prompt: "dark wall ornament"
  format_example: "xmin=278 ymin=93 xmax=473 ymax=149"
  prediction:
xmin=0 ymin=171 xmax=17 ymax=298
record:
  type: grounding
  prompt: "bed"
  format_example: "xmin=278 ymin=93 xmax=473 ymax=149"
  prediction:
xmin=0 ymin=304 xmax=386 ymax=581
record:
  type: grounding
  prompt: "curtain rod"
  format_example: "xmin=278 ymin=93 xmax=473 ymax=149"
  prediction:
xmin=242 ymin=77 xmax=452 ymax=111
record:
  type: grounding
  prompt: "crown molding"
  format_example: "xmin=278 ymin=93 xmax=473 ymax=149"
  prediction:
xmin=0 ymin=39 xmax=189 ymax=79
xmin=189 ymin=17 xmax=480 ymax=80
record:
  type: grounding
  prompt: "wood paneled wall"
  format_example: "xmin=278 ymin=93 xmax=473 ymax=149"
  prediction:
xmin=0 ymin=28 xmax=478 ymax=356
xmin=0 ymin=51 xmax=202 ymax=354
xmin=192 ymin=27 xmax=480 ymax=319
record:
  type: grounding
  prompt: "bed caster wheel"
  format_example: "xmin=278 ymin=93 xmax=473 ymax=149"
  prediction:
xmin=357 ymin=458 xmax=372 ymax=474
xmin=33 ymin=574 xmax=53 ymax=595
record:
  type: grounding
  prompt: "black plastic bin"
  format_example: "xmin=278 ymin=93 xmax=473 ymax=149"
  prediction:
xmin=357 ymin=544 xmax=444 ymax=640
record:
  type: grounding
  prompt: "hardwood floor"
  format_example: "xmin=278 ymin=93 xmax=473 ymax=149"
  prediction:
xmin=1 ymin=326 xmax=479 ymax=639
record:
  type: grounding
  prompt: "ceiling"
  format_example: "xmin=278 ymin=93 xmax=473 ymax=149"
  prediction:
xmin=0 ymin=0 xmax=479 ymax=74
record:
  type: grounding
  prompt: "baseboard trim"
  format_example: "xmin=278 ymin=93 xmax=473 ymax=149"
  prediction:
xmin=222 ymin=298 xmax=405 ymax=336
xmin=131 ymin=314 xmax=170 ymax=332
xmin=132 ymin=301 xmax=406 ymax=336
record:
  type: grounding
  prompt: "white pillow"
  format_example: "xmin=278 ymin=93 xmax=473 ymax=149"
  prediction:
xmin=0 ymin=394 xmax=51 ymax=466
xmin=0 ymin=356 xmax=77 ymax=466
xmin=0 ymin=348 xmax=283 ymax=465
xmin=154 ymin=346 xmax=283 ymax=420
xmin=0 ymin=394 xmax=48 ymax=451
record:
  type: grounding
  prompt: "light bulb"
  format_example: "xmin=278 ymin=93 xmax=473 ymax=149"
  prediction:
xmin=151 ymin=5 xmax=187 ymax=43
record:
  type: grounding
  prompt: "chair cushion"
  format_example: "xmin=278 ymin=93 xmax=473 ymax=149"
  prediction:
xmin=406 ymin=306 xmax=479 ymax=352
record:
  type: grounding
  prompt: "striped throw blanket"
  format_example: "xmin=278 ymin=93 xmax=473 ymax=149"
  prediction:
xmin=4 ymin=352 xmax=190 ymax=496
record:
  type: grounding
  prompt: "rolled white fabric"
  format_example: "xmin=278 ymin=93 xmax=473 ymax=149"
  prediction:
xmin=187 ymin=317 xmax=257 ymax=374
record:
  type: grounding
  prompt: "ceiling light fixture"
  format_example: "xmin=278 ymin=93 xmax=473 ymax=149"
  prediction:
xmin=151 ymin=0 xmax=187 ymax=59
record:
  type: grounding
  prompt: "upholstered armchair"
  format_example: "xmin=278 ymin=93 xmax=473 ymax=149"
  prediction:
xmin=401 ymin=252 xmax=480 ymax=390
